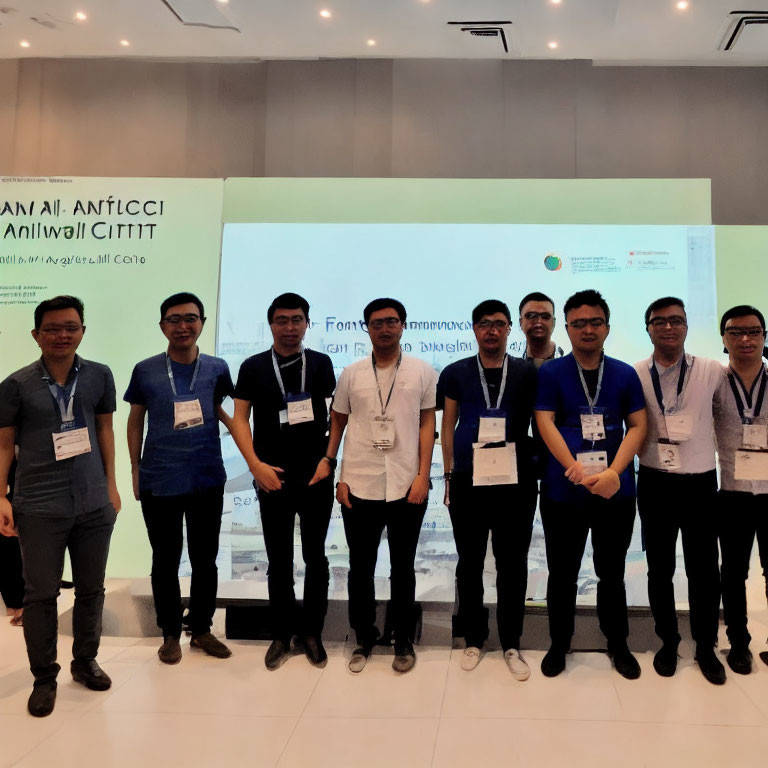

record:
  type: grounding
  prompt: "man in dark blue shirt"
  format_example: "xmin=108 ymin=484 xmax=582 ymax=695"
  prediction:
xmin=125 ymin=292 xmax=234 ymax=665
xmin=535 ymin=290 xmax=647 ymax=679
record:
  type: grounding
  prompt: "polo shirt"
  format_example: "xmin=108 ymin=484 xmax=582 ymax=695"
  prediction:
xmin=437 ymin=355 xmax=537 ymax=477
xmin=0 ymin=356 xmax=116 ymax=517
xmin=535 ymin=352 xmax=646 ymax=503
xmin=124 ymin=353 xmax=233 ymax=496
xmin=334 ymin=354 xmax=437 ymax=502
xmin=634 ymin=353 xmax=724 ymax=474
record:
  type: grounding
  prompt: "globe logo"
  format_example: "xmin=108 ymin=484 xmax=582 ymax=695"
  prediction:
xmin=544 ymin=252 xmax=562 ymax=271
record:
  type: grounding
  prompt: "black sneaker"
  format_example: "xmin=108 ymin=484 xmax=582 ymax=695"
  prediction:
xmin=609 ymin=645 xmax=641 ymax=680
xmin=27 ymin=681 xmax=57 ymax=717
xmin=392 ymin=641 xmax=416 ymax=673
xmin=303 ymin=635 xmax=328 ymax=668
xmin=158 ymin=635 xmax=182 ymax=665
xmin=541 ymin=646 xmax=567 ymax=677
xmin=265 ymin=638 xmax=291 ymax=671
xmin=696 ymin=646 xmax=726 ymax=685
xmin=726 ymin=646 xmax=753 ymax=675
xmin=653 ymin=644 xmax=678 ymax=677
xmin=759 ymin=651 xmax=768 ymax=667
xmin=71 ymin=659 xmax=112 ymax=691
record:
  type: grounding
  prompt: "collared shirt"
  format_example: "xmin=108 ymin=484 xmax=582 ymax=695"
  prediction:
xmin=0 ymin=356 xmax=116 ymax=517
xmin=333 ymin=354 xmax=437 ymax=502
xmin=714 ymin=362 xmax=768 ymax=494
xmin=634 ymin=353 xmax=725 ymax=474
xmin=123 ymin=353 xmax=234 ymax=496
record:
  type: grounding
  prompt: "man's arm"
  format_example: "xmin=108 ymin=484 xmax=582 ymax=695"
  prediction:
xmin=229 ymin=398 xmax=284 ymax=492
xmin=408 ymin=407 xmax=436 ymax=504
xmin=96 ymin=413 xmax=122 ymax=513
xmin=323 ymin=408 xmax=350 ymax=505
xmin=535 ymin=409 xmax=587 ymax=484
xmin=441 ymin=397 xmax=458 ymax=506
xmin=126 ymin=404 xmax=146 ymax=501
xmin=308 ymin=404 xmax=347 ymax=486
xmin=0 ymin=426 xmax=16 ymax=536
xmin=216 ymin=404 xmax=234 ymax=433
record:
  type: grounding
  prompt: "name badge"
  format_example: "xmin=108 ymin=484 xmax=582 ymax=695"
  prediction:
xmin=478 ymin=411 xmax=506 ymax=443
xmin=286 ymin=393 xmax=314 ymax=425
xmin=576 ymin=450 xmax=608 ymax=476
xmin=279 ymin=409 xmax=288 ymax=425
xmin=665 ymin=413 xmax=693 ymax=443
xmin=173 ymin=399 xmax=204 ymax=430
xmin=742 ymin=424 xmax=768 ymax=450
xmin=657 ymin=440 xmax=682 ymax=471
xmin=580 ymin=414 xmax=605 ymax=441
xmin=473 ymin=442 xmax=517 ymax=486
xmin=370 ymin=416 xmax=396 ymax=450
xmin=734 ymin=449 xmax=768 ymax=481
xmin=52 ymin=425 xmax=92 ymax=461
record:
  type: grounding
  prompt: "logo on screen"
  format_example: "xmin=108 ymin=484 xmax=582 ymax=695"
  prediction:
xmin=544 ymin=252 xmax=562 ymax=271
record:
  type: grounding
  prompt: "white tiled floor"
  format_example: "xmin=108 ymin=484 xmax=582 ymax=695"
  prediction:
xmin=2 ymin=596 xmax=768 ymax=766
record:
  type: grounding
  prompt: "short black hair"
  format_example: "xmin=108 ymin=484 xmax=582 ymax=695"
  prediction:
xmin=161 ymin=292 xmax=205 ymax=320
xmin=34 ymin=295 xmax=84 ymax=329
xmin=268 ymin=292 xmax=310 ymax=324
xmin=644 ymin=297 xmax=686 ymax=326
xmin=564 ymin=289 xmax=610 ymax=324
xmin=473 ymin=300 xmax=511 ymax=324
xmin=363 ymin=298 xmax=407 ymax=325
xmin=518 ymin=292 xmax=555 ymax=315
xmin=720 ymin=304 xmax=766 ymax=335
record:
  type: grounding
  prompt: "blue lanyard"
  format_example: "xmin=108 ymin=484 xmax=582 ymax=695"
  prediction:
xmin=649 ymin=355 xmax=689 ymax=415
xmin=42 ymin=364 xmax=79 ymax=423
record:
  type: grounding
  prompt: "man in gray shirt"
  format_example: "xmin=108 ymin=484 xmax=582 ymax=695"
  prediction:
xmin=0 ymin=296 xmax=121 ymax=717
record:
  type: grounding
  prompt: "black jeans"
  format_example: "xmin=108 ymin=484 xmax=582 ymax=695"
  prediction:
xmin=540 ymin=493 xmax=636 ymax=650
xmin=637 ymin=466 xmax=720 ymax=648
xmin=0 ymin=531 xmax=25 ymax=610
xmin=141 ymin=485 xmax=224 ymax=637
xmin=719 ymin=490 xmax=768 ymax=648
xmin=341 ymin=494 xmax=427 ymax=647
xmin=449 ymin=473 xmax=537 ymax=650
xmin=16 ymin=504 xmax=115 ymax=684
xmin=258 ymin=476 xmax=333 ymax=641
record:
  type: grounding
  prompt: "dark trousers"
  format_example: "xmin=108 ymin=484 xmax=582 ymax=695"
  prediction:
xmin=637 ymin=466 xmax=720 ymax=648
xmin=719 ymin=490 xmax=768 ymax=648
xmin=0 ymin=532 xmax=25 ymax=610
xmin=341 ymin=494 xmax=427 ymax=647
xmin=258 ymin=476 xmax=333 ymax=641
xmin=141 ymin=485 xmax=224 ymax=638
xmin=449 ymin=473 xmax=537 ymax=650
xmin=540 ymin=493 xmax=636 ymax=649
xmin=16 ymin=505 xmax=115 ymax=684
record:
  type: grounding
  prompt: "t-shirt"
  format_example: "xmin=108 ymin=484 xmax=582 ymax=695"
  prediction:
xmin=535 ymin=353 xmax=646 ymax=502
xmin=437 ymin=355 xmax=537 ymax=479
xmin=124 ymin=353 xmax=233 ymax=496
xmin=234 ymin=348 xmax=335 ymax=483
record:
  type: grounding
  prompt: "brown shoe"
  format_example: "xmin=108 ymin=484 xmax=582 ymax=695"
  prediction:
xmin=158 ymin=636 xmax=182 ymax=665
xmin=190 ymin=632 xmax=232 ymax=659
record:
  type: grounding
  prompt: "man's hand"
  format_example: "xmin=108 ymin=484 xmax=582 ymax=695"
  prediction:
xmin=252 ymin=462 xmax=285 ymax=492
xmin=336 ymin=481 xmax=352 ymax=508
xmin=581 ymin=468 xmax=621 ymax=499
xmin=308 ymin=458 xmax=332 ymax=486
xmin=564 ymin=460 xmax=586 ymax=485
xmin=443 ymin=479 xmax=450 ymax=508
xmin=407 ymin=474 xmax=429 ymax=505
xmin=108 ymin=482 xmax=122 ymax=514
xmin=0 ymin=497 xmax=16 ymax=537
xmin=131 ymin=466 xmax=140 ymax=501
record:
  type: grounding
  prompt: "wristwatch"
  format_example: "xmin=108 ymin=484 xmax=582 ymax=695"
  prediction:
xmin=323 ymin=456 xmax=338 ymax=470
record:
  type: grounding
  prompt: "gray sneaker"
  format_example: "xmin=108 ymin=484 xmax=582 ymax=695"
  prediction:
xmin=392 ymin=641 xmax=416 ymax=674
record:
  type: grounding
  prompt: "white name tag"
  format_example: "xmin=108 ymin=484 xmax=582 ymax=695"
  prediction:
xmin=174 ymin=399 xmax=204 ymax=430
xmin=52 ymin=426 xmax=91 ymax=461
xmin=742 ymin=424 xmax=768 ymax=450
xmin=657 ymin=441 xmax=682 ymax=471
xmin=576 ymin=450 xmax=608 ymax=476
xmin=370 ymin=416 xmax=396 ymax=449
xmin=664 ymin=413 xmax=693 ymax=443
xmin=580 ymin=414 xmax=605 ymax=441
xmin=279 ymin=408 xmax=288 ymax=425
xmin=473 ymin=442 xmax=517 ymax=486
xmin=478 ymin=416 xmax=506 ymax=443
xmin=734 ymin=449 xmax=768 ymax=481
xmin=287 ymin=395 xmax=314 ymax=425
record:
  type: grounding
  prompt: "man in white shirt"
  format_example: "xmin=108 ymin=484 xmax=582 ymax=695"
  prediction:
xmin=325 ymin=298 xmax=437 ymax=674
xmin=634 ymin=297 xmax=726 ymax=685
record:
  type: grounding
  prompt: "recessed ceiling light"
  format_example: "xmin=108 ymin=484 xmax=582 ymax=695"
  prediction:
xmin=216 ymin=0 xmax=229 ymax=4
xmin=119 ymin=39 xmax=130 ymax=47
xmin=676 ymin=1 xmax=689 ymax=9
xmin=319 ymin=9 xmax=331 ymax=18
xmin=550 ymin=0 xmax=562 ymax=5
xmin=547 ymin=41 xmax=559 ymax=49
xmin=20 ymin=40 xmax=30 ymax=48
xmin=75 ymin=11 xmax=87 ymax=21
xmin=367 ymin=39 xmax=376 ymax=46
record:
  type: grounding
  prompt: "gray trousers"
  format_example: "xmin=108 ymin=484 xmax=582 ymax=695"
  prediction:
xmin=16 ymin=504 xmax=115 ymax=684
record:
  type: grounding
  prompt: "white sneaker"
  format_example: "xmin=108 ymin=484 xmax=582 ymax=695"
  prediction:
xmin=504 ymin=648 xmax=530 ymax=681
xmin=461 ymin=646 xmax=482 ymax=671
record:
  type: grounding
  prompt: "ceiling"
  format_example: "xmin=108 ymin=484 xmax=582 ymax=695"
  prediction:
xmin=2 ymin=0 xmax=768 ymax=65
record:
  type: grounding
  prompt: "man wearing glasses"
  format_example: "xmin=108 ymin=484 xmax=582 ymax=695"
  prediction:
xmin=634 ymin=297 xmax=726 ymax=685
xmin=324 ymin=298 xmax=437 ymax=674
xmin=438 ymin=300 xmax=538 ymax=678
xmin=714 ymin=305 xmax=768 ymax=675
xmin=0 ymin=296 xmax=120 ymax=717
xmin=229 ymin=293 xmax=336 ymax=670
xmin=535 ymin=289 xmax=647 ymax=679
xmin=519 ymin=292 xmax=564 ymax=367
xmin=125 ymin=292 xmax=234 ymax=665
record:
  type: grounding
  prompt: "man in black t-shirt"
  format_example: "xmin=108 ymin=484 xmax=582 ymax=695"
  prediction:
xmin=230 ymin=293 xmax=336 ymax=671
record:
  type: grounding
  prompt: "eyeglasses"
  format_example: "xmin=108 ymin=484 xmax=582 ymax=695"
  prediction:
xmin=163 ymin=314 xmax=201 ymax=325
xmin=724 ymin=327 xmax=765 ymax=338
xmin=365 ymin=317 xmax=402 ymax=330
xmin=39 ymin=324 xmax=85 ymax=335
xmin=648 ymin=316 xmax=687 ymax=328
xmin=272 ymin=315 xmax=306 ymax=327
xmin=522 ymin=311 xmax=552 ymax=322
xmin=566 ymin=318 xmax=606 ymax=329
xmin=475 ymin=320 xmax=509 ymax=331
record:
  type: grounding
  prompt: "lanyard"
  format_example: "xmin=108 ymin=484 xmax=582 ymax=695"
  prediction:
xmin=271 ymin=348 xmax=306 ymax=398
xmin=166 ymin=353 xmax=201 ymax=398
xmin=649 ymin=355 xmax=689 ymax=415
xmin=372 ymin=351 xmax=402 ymax=416
xmin=576 ymin=353 xmax=604 ymax=413
xmin=43 ymin=366 xmax=80 ymax=423
xmin=728 ymin=367 xmax=767 ymax=422
xmin=477 ymin=354 xmax=508 ymax=410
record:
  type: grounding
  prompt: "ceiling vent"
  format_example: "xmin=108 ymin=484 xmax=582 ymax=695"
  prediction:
xmin=447 ymin=20 xmax=512 ymax=54
xmin=718 ymin=10 xmax=768 ymax=51
xmin=161 ymin=0 xmax=239 ymax=31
